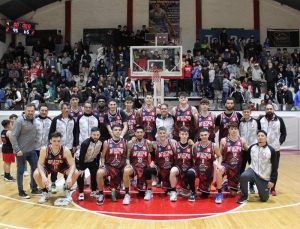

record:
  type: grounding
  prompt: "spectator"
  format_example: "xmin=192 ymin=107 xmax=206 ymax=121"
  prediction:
xmin=264 ymin=89 xmax=275 ymax=104
xmin=246 ymin=37 xmax=257 ymax=61
xmin=286 ymin=66 xmax=294 ymax=88
xmin=5 ymin=85 xmax=21 ymax=110
xmin=104 ymin=75 xmax=116 ymax=89
xmin=81 ymin=49 xmax=91 ymax=76
xmin=291 ymin=49 xmax=299 ymax=66
xmin=44 ymin=83 xmax=55 ymax=102
xmin=222 ymin=75 xmax=233 ymax=107
xmin=211 ymin=38 xmax=221 ymax=54
xmin=60 ymin=52 xmax=72 ymax=81
xmin=86 ymin=75 xmax=94 ymax=88
xmin=71 ymin=43 xmax=81 ymax=76
xmin=243 ymin=86 xmax=251 ymax=105
xmin=263 ymin=38 xmax=271 ymax=50
xmin=280 ymin=86 xmax=293 ymax=107
xmin=0 ymin=88 xmax=5 ymax=103
xmin=45 ymin=36 xmax=55 ymax=53
xmin=193 ymin=39 xmax=201 ymax=55
xmin=295 ymin=77 xmax=300 ymax=93
xmin=230 ymin=86 xmax=245 ymax=104
xmin=32 ymin=41 xmax=43 ymax=59
xmin=116 ymin=54 xmax=127 ymax=78
xmin=77 ymin=75 xmax=86 ymax=88
xmin=265 ymin=62 xmax=277 ymax=95
xmin=273 ymin=48 xmax=282 ymax=62
xmin=97 ymin=59 xmax=107 ymax=76
xmin=294 ymin=90 xmax=300 ymax=110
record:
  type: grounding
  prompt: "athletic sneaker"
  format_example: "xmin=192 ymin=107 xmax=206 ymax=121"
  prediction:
xmin=64 ymin=189 xmax=72 ymax=201
xmin=188 ymin=192 xmax=197 ymax=202
xmin=4 ymin=175 xmax=16 ymax=182
xmin=31 ymin=189 xmax=42 ymax=196
xmin=122 ymin=194 xmax=131 ymax=205
xmin=169 ymin=191 xmax=177 ymax=202
xmin=237 ymin=194 xmax=249 ymax=204
xmin=144 ymin=190 xmax=153 ymax=200
xmin=24 ymin=171 xmax=29 ymax=176
xmin=270 ymin=189 xmax=277 ymax=196
xmin=1 ymin=172 xmax=4 ymax=176
xmin=111 ymin=189 xmax=116 ymax=202
xmin=249 ymin=186 xmax=255 ymax=194
xmin=19 ymin=190 xmax=30 ymax=199
xmin=51 ymin=184 xmax=57 ymax=194
xmin=78 ymin=193 xmax=84 ymax=201
xmin=90 ymin=191 xmax=98 ymax=198
xmin=179 ymin=190 xmax=191 ymax=197
xmin=215 ymin=193 xmax=223 ymax=204
xmin=39 ymin=191 xmax=50 ymax=203
xmin=96 ymin=194 xmax=105 ymax=205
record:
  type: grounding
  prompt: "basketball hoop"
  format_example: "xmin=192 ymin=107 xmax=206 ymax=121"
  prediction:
xmin=152 ymin=71 xmax=161 ymax=83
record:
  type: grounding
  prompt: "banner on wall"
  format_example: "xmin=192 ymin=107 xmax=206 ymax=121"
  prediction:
xmin=199 ymin=29 xmax=260 ymax=45
xmin=149 ymin=0 xmax=180 ymax=40
xmin=267 ymin=29 xmax=299 ymax=47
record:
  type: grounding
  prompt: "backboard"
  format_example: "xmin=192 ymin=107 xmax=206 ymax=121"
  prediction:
xmin=128 ymin=45 xmax=183 ymax=80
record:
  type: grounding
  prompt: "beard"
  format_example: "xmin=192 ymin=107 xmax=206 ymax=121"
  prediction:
xmin=225 ymin=105 xmax=233 ymax=111
xmin=266 ymin=112 xmax=274 ymax=118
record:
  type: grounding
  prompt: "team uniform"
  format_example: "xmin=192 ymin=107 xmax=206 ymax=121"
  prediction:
xmin=190 ymin=141 xmax=215 ymax=193
xmin=197 ymin=112 xmax=215 ymax=142
xmin=93 ymin=107 xmax=109 ymax=141
xmin=216 ymin=111 xmax=242 ymax=141
xmin=124 ymin=110 xmax=137 ymax=141
xmin=103 ymin=138 xmax=127 ymax=190
xmin=70 ymin=106 xmax=84 ymax=122
xmin=104 ymin=109 xmax=128 ymax=130
xmin=221 ymin=137 xmax=243 ymax=190
xmin=173 ymin=105 xmax=195 ymax=141
xmin=155 ymin=140 xmax=175 ymax=188
xmin=43 ymin=144 xmax=70 ymax=175
xmin=173 ymin=142 xmax=193 ymax=191
xmin=140 ymin=107 xmax=157 ymax=141
xmin=150 ymin=8 xmax=168 ymax=33
xmin=1 ymin=129 xmax=15 ymax=163
xmin=129 ymin=139 xmax=151 ymax=190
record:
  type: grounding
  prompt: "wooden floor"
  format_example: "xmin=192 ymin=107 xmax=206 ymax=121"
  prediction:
xmin=0 ymin=152 xmax=299 ymax=229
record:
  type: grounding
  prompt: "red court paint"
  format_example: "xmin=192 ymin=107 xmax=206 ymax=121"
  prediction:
xmin=72 ymin=178 xmax=242 ymax=221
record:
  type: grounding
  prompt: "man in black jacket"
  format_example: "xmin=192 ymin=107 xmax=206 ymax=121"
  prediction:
xmin=212 ymin=73 xmax=223 ymax=108
xmin=265 ymin=62 xmax=277 ymax=95
xmin=280 ymin=86 xmax=293 ymax=109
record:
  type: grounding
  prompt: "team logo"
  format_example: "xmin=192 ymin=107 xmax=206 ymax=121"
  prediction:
xmin=207 ymin=148 xmax=211 ymax=152
xmin=237 ymin=141 xmax=241 ymax=146
xmin=45 ymin=123 xmax=50 ymax=128
xmin=110 ymin=144 xmax=113 ymax=147
xmin=91 ymin=121 xmax=94 ymax=125
xmin=208 ymin=117 xmax=211 ymax=120
xmin=187 ymin=149 xmax=190 ymax=152
xmin=198 ymin=147 xmax=201 ymax=151
xmin=167 ymin=145 xmax=171 ymax=149
xmin=232 ymin=118 xmax=236 ymax=121
xmin=158 ymin=147 xmax=161 ymax=151
xmin=134 ymin=146 xmax=137 ymax=150
xmin=187 ymin=111 xmax=190 ymax=115
xmin=177 ymin=149 xmax=180 ymax=152
xmin=143 ymin=112 xmax=146 ymax=115
xmin=142 ymin=146 xmax=146 ymax=150
xmin=120 ymin=143 xmax=123 ymax=147
xmin=177 ymin=112 xmax=181 ymax=115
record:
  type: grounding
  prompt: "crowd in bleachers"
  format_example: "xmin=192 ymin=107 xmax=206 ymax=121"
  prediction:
xmin=0 ymin=27 xmax=300 ymax=111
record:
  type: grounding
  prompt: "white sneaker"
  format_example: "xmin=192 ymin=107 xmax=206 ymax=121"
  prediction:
xmin=64 ymin=189 xmax=72 ymax=201
xmin=144 ymin=190 xmax=153 ymax=201
xmin=78 ymin=193 xmax=84 ymax=201
xmin=38 ymin=191 xmax=50 ymax=203
xmin=1 ymin=172 xmax=4 ymax=176
xmin=152 ymin=175 xmax=157 ymax=186
xmin=90 ymin=191 xmax=99 ymax=198
xmin=122 ymin=194 xmax=131 ymax=205
xmin=24 ymin=171 xmax=29 ymax=176
xmin=170 ymin=191 xmax=177 ymax=202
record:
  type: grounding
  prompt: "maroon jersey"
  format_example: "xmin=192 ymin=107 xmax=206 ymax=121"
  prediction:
xmin=140 ymin=107 xmax=157 ymax=141
xmin=173 ymin=105 xmax=195 ymax=138
xmin=106 ymin=110 xmax=124 ymax=128
xmin=219 ymin=111 xmax=239 ymax=140
xmin=174 ymin=142 xmax=193 ymax=172
xmin=155 ymin=140 xmax=175 ymax=169
xmin=70 ymin=106 xmax=83 ymax=122
xmin=198 ymin=112 xmax=215 ymax=140
xmin=194 ymin=141 xmax=216 ymax=171
xmin=105 ymin=138 xmax=126 ymax=168
xmin=222 ymin=137 xmax=243 ymax=166
xmin=44 ymin=145 xmax=68 ymax=173
xmin=124 ymin=110 xmax=137 ymax=140
xmin=130 ymin=139 xmax=149 ymax=168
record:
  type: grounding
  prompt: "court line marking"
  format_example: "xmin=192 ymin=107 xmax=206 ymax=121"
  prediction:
xmin=0 ymin=223 xmax=29 ymax=229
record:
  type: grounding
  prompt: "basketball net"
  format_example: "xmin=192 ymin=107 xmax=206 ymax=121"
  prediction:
xmin=152 ymin=70 xmax=161 ymax=83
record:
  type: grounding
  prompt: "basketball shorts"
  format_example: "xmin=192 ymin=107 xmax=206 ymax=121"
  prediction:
xmin=103 ymin=164 xmax=123 ymax=190
xmin=222 ymin=162 xmax=240 ymax=190
xmin=190 ymin=164 xmax=214 ymax=193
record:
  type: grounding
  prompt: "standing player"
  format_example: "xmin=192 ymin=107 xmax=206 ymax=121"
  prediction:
xmin=77 ymin=127 xmax=102 ymax=200
xmin=93 ymin=95 xmax=110 ymax=141
xmin=122 ymin=126 xmax=153 ymax=205
xmin=195 ymin=98 xmax=216 ymax=142
xmin=33 ymin=131 xmax=79 ymax=203
xmin=137 ymin=93 xmax=160 ymax=141
xmin=143 ymin=127 xmax=176 ymax=200
xmin=169 ymin=127 xmax=193 ymax=202
xmin=215 ymin=97 xmax=243 ymax=143
xmin=259 ymin=104 xmax=286 ymax=196
xmin=1 ymin=120 xmax=16 ymax=181
xmin=123 ymin=96 xmax=137 ymax=141
xmin=216 ymin=122 xmax=249 ymax=199
xmin=239 ymin=105 xmax=261 ymax=194
xmin=104 ymin=99 xmax=128 ymax=139
xmin=70 ymin=94 xmax=84 ymax=122
xmin=172 ymin=92 xmax=198 ymax=141
xmin=187 ymin=128 xmax=222 ymax=202
xmin=96 ymin=125 xmax=127 ymax=205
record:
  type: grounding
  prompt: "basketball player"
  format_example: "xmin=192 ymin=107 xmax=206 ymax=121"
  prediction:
xmin=239 ymin=105 xmax=261 ymax=194
xmin=216 ymin=122 xmax=249 ymax=200
xmin=104 ymin=99 xmax=128 ymax=139
xmin=187 ymin=128 xmax=222 ymax=202
xmin=96 ymin=125 xmax=127 ymax=205
xmin=70 ymin=94 xmax=84 ymax=122
xmin=143 ymin=126 xmax=176 ymax=201
xmin=172 ymin=92 xmax=198 ymax=141
xmin=123 ymin=96 xmax=137 ymax=141
xmin=122 ymin=126 xmax=153 ymax=205
xmin=33 ymin=131 xmax=79 ymax=204
xmin=77 ymin=127 xmax=102 ymax=201
xmin=93 ymin=95 xmax=109 ymax=141
xmin=137 ymin=93 xmax=160 ymax=141
xmin=169 ymin=126 xmax=193 ymax=202
xmin=195 ymin=98 xmax=216 ymax=142
xmin=1 ymin=120 xmax=16 ymax=181
xmin=215 ymin=97 xmax=243 ymax=143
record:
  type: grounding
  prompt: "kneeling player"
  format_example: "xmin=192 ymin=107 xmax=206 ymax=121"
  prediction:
xmin=169 ymin=126 xmax=193 ymax=201
xmin=96 ymin=125 xmax=126 ymax=205
xmin=122 ymin=126 xmax=153 ymax=205
xmin=216 ymin=122 xmax=248 ymax=199
xmin=187 ymin=128 xmax=222 ymax=202
xmin=33 ymin=131 xmax=79 ymax=204
xmin=143 ymin=127 xmax=176 ymax=200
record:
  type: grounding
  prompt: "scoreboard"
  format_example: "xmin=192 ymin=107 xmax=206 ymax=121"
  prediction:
xmin=5 ymin=21 xmax=35 ymax=36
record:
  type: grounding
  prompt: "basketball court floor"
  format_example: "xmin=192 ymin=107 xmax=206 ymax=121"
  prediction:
xmin=0 ymin=150 xmax=299 ymax=229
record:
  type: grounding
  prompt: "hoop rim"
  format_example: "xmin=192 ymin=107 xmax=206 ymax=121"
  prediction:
xmin=127 ymin=68 xmax=184 ymax=80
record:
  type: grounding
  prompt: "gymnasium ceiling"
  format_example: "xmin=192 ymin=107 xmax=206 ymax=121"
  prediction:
xmin=0 ymin=0 xmax=299 ymax=21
